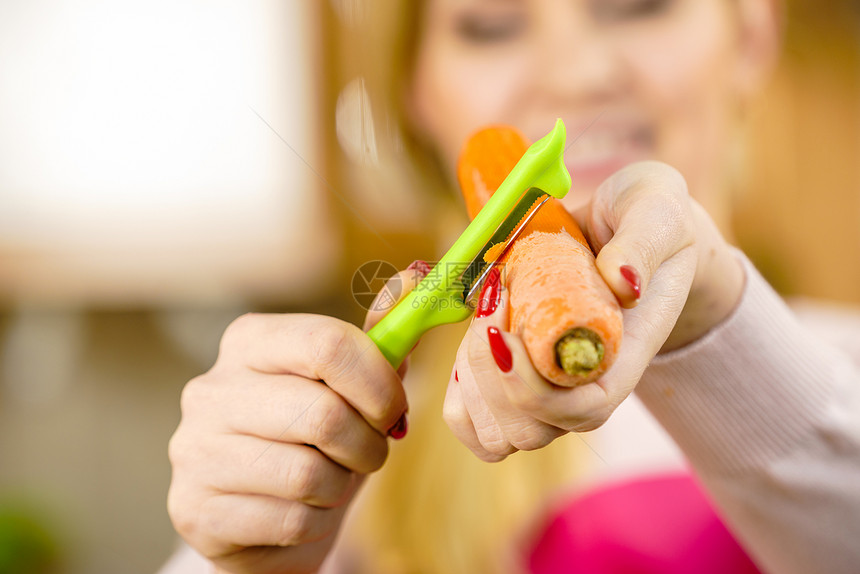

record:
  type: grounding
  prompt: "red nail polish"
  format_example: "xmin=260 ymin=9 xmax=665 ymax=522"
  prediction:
xmin=620 ymin=265 xmax=641 ymax=299
xmin=454 ymin=370 xmax=458 ymax=382
xmin=476 ymin=267 xmax=501 ymax=318
xmin=487 ymin=326 xmax=512 ymax=373
xmin=406 ymin=259 xmax=432 ymax=277
xmin=389 ymin=413 xmax=408 ymax=440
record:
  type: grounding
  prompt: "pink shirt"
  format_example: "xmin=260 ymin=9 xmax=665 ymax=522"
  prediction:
xmin=529 ymin=472 xmax=762 ymax=574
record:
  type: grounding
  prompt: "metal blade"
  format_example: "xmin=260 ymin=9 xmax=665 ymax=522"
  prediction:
xmin=460 ymin=188 xmax=549 ymax=305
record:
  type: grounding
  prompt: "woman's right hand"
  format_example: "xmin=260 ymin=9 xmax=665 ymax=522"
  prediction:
xmin=167 ymin=312 xmax=408 ymax=574
xmin=443 ymin=161 xmax=743 ymax=460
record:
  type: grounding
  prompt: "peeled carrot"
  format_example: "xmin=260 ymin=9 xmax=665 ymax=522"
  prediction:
xmin=457 ymin=125 xmax=623 ymax=386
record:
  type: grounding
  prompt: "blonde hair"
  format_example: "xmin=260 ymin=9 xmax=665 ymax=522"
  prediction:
xmin=333 ymin=0 xmax=448 ymax=203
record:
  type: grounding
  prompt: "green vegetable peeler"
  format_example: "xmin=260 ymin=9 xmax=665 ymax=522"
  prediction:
xmin=367 ymin=119 xmax=571 ymax=367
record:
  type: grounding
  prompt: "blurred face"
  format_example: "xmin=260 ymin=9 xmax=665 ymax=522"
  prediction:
xmin=409 ymin=0 xmax=775 ymax=215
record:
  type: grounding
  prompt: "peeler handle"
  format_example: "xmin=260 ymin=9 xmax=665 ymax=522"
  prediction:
xmin=367 ymin=273 xmax=472 ymax=368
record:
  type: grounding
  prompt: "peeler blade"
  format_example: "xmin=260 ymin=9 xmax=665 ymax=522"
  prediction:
xmin=460 ymin=188 xmax=550 ymax=305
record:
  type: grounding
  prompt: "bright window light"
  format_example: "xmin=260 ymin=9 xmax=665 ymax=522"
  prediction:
xmin=0 ymin=0 xmax=339 ymax=305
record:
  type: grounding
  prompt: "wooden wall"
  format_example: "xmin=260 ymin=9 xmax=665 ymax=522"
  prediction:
xmin=735 ymin=0 xmax=860 ymax=303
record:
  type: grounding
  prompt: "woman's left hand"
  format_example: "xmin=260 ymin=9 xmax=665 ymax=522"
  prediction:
xmin=443 ymin=161 xmax=744 ymax=461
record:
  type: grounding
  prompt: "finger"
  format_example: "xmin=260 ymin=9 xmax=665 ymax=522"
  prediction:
xmin=197 ymin=493 xmax=346 ymax=554
xmin=214 ymin=539 xmax=334 ymax=574
xmin=212 ymin=373 xmax=390 ymax=474
xmin=363 ymin=261 xmax=431 ymax=380
xmin=442 ymin=366 xmax=507 ymax=462
xmin=461 ymin=287 xmax=615 ymax=431
xmin=496 ymin=327 xmax=616 ymax=432
xmin=207 ymin=436 xmax=359 ymax=508
xmin=577 ymin=161 xmax=695 ymax=308
xmin=596 ymin=245 xmax=698 ymax=406
xmin=217 ymin=313 xmax=407 ymax=436
xmin=362 ymin=260 xmax=432 ymax=331
xmin=464 ymin=290 xmax=567 ymax=451
xmin=455 ymin=339 xmax=518 ymax=459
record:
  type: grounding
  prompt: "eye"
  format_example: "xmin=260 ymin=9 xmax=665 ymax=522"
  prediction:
xmin=594 ymin=0 xmax=674 ymax=22
xmin=454 ymin=12 xmax=525 ymax=43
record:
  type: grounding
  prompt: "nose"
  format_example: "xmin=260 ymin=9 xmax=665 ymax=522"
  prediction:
xmin=532 ymin=11 xmax=629 ymax=108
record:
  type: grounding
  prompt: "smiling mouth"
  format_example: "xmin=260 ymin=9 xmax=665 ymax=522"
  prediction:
xmin=564 ymin=124 xmax=654 ymax=172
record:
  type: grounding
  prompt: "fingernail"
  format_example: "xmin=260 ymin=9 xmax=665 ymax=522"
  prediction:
xmin=475 ymin=267 xmax=502 ymax=318
xmin=389 ymin=413 xmax=408 ymax=440
xmin=454 ymin=370 xmax=458 ymax=382
xmin=620 ymin=265 xmax=641 ymax=299
xmin=487 ymin=326 xmax=513 ymax=373
xmin=406 ymin=259 xmax=432 ymax=278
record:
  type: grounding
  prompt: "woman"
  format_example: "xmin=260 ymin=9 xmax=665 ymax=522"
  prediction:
xmin=163 ymin=1 xmax=860 ymax=573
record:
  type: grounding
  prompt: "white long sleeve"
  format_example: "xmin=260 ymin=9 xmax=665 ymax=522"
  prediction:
xmin=637 ymin=253 xmax=860 ymax=574
xmin=156 ymin=542 xmax=211 ymax=574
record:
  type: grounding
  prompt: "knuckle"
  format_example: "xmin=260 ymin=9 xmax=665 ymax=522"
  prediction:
xmin=572 ymin=418 xmax=607 ymax=433
xmin=508 ymin=431 xmax=550 ymax=452
xmin=362 ymin=440 xmax=390 ymax=473
xmin=662 ymin=193 xmax=695 ymax=239
xmin=179 ymin=375 xmax=208 ymax=416
xmin=465 ymin=333 xmax=503 ymax=379
xmin=624 ymin=160 xmax=689 ymax=196
xmin=219 ymin=312 xmax=258 ymax=355
xmin=465 ymin=330 xmax=488 ymax=365
xmin=659 ymin=163 xmax=689 ymax=197
xmin=442 ymin=400 xmax=465 ymax=429
xmin=618 ymin=161 xmax=690 ymax=209
xmin=166 ymin=429 xmax=188 ymax=467
xmin=306 ymin=391 xmax=350 ymax=449
xmin=477 ymin=432 xmax=515 ymax=458
xmin=646 ymin=188 xmax=686 ymax=225
xmin=507 ymin=384 xmax=544 ymax=413
xmin=648 ymin=160 xmax=687 ymax=191
xmin=276 ymin=503 xmax=315 ymax=546
xmin=287 ymin=454 xmax=324 ymax=501
xmin=442 ymin=386 xmax=473 ymax=436
xmin=313 ymin=321 xmax=361 ymax=377
xmin=476 ymin=449 xmax=509 ymax=463
xmin=166 ymin=487 xmax=199 ymax=542
xmin=365 ymin=397 xmax=403 ymax=437
xmin=569 ymin=409 xmax=611 ymax=433
xmin=168 ymin=511 xmax=197 ymax=543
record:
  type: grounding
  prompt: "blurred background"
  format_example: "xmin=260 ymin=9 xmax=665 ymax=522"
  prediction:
xmin=0 ymin=1 xmax=858 ymax=573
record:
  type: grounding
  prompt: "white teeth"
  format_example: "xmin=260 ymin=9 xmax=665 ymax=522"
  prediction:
xmin=566 ymin=128 xmax=638 ymax=164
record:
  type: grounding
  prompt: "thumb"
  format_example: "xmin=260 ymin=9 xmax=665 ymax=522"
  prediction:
xmin=578 ymin=161 xmax=696 ymax=309
xmin=362 ymin=259 xmax=432 ymax=331
xmin=363 ymin=260 xmax=432 ymax=378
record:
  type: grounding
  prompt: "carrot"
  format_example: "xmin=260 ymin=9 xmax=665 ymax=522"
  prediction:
xmin=457 ymin=125 xmax=623 ymax=386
